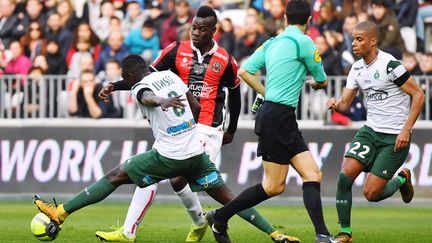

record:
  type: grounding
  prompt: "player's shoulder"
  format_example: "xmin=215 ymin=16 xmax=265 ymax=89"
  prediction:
xmin=378 ymin=50 xmax=398 ymax=63
xmin=351 ymin=59 xmax=364 ymax=71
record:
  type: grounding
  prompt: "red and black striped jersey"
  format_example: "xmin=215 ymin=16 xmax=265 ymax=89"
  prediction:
xmin=151 ymin=40 xmax=240 ymax=128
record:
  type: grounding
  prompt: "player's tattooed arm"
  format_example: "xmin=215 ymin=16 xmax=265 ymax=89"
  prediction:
xmin=186 ymin=91 xmax=201 ymax=122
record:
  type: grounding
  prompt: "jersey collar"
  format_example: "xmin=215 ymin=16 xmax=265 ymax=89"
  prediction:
xmin=190 ymin=40 xmax=219 ymax=64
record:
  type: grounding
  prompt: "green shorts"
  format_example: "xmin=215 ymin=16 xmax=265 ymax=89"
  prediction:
xmin=344 ymin=126 xmax=410 ymax=180
xmin=124 ymin=149 xmax=224 ymax=192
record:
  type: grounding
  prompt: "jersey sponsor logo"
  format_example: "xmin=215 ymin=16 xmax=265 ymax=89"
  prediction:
xmin=196 ymin=171 xmax=220 ymax=188
xmin=313 ymin=48 xmax=322 ymax=62
xmin=212 ymin=61 xmax=222 ymax=73
xmin=179 ymin=51 xmax=194 ymax=57
xmin=354 ymin=66 xmax=364 ymax=71
xmin=166 ymin=119 xmax=196 ymax=135
xmin=188 ymin=81 xmax=212 ymax=99
xmin=365 ymin=89 xmax=388 ymax=101
xmin=213 ymin=51 xmax=228 ymax=61
xmin=151 ymin=75 xmax=175 ymax=91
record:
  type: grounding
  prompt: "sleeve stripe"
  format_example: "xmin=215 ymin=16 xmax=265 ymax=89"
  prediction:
xmin=394 ymin=71 xmax=410 ymax=86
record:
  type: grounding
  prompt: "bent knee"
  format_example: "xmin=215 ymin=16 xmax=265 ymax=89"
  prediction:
xmin=363 ymin=189 xmax=380 ymax=202
xmin=262 ymin=182 xmax=285 ymax=197
xmin=303 ymin=170 xmax=323 ymax=183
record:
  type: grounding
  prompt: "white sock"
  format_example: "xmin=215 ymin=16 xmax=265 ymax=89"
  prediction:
xmin=123 ymin=184 xmax=158 ymax=237
xmin=175 ymin=184 xmax=206 ymax=227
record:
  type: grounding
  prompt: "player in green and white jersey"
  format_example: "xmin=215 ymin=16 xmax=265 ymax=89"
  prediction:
xmin=33 ymin=55 xmax=297 ymax=243
xmin=327 ymin=21 xmax=425 ymax=243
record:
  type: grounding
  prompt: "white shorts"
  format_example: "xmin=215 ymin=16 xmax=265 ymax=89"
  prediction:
xmin=196 ymin=123 xmax=223 ymax=163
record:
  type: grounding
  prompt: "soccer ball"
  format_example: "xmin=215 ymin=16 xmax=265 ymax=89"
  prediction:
xmin=30 ymin=213 xmax=61 ymax=241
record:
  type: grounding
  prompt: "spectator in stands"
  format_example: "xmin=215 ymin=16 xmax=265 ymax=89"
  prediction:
xmin=370 ymin=0 xmax=406 ymax=60
xmin=340 ymin=0 xmax=369 ymax=17
xmin=44 ymin=0 xmax=57 ymax=15
xmin=92 ymin=0 xmax=118 ymax=42
xmin=234 ymin=14 xmax=267 ymax=63
xmin=67 ymin=22 xmax=101 ymax=66
xmin=19 ymin=21 xmax=46 ymax=60
xmin=419 ymin=52 xmax=432 ymax=75
xmin=315 ymin=35 xmax=343 ymax=76
xmin=45 ymin=13 xmax=73 ymax=58
xmin=68 ymin=69 xmax=119 ymax=118
xmin=217 ymin=18 xmax=235 ymax=54
xmin=340 ymin=13 xmax=358 ymax=73
xmin=67 ymin=52 xmax=94 ymax=81
xmin=45 ymin=37 xmax=68 ymax=75
xmin=82 ymin=0 xmax=103 ymax=26
xmin=0 ymin=0 xmax=23 ymax=48
xmin=357 ymin=11 xmax=369 ymax=23
xmin=25 ymin=66 xmax=46 ymax=118
xmin=33 ymin=54 xmax=49 ymax=73
xmin=394 ymin=0 xmax=418 ymax=53
xmin=100 ymin=59 xmax=129 ymax=117
xmin=402 ymin=52 xmax=422 ymax=76
xmin=4 ymin=40 xmax=32 ymax=78
xmin=95 ymin=30 xmax=129 ymax=74
xmin=20 ymin=0 xmax=47 ymax=34
xmin=160 ymin=0 xmax=193 ymax=48
xmin=121 ymin=0 xmax=147 ymax=37
xmin=108 ymin=16 xmax=122 ymax=34
xmin=57 ymin=0 xmax=80 ymax=32
xmin=124 ymin=19 xmax=160 ymax=63
xmin=316 ymin=0 xmax=343 ymax=34
xmin=415 ymin=0 xmax=432 ymax=49
xmin=147 ymin=0 xmax=168 ymax=38
xmin=264 ymin=0 xmax=285 ymax=37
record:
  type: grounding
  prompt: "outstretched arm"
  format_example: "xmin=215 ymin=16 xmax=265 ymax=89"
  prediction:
xmin=326 ymin=88 xmax=358 ymax=113
xmin=98 ymin=80 xmax=131 ymax=103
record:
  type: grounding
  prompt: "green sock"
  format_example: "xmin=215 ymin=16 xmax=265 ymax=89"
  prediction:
xmin=341 ymin=226 xmax=352 ymax=234
xmin=396 ymin=175 xmax=406 ymax=185
xmin=336 ymin=173 xmax=354 ymax=231
xmin=63 ymin=177 xmax=116 ymax=214
xmin=237 ymin=207 xmax=275 ymax=234
xmin=373 ymin=177 xmax=402 ymax=202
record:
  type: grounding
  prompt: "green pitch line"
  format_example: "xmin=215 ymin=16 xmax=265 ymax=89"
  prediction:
xmin=0 ymin=202 xmax=431 ymax=242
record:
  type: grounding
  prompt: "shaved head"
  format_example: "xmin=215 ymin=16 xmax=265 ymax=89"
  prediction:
xmin=354 ymin=21 xmax=380 ymax=41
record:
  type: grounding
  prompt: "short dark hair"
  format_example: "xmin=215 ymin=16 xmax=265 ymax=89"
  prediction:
xmin=354 ymin=20 xmax=380 ymax=40
xmin=285 ymin=0 xmax=311 ymax=25
xmin=121 ymin=54 xmax=148 ymax=77
xmin=142 ymin=19 xmax=155 ymax=29
xmin=370 ymin=0 xmax=392 ymax=8
xmin=196 ymin=5 xmax=218 ymax=24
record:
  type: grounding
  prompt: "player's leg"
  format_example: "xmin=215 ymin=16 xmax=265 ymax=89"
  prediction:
xmin=95 ymin=184 xmax=158 ymax=241
xmin=170 ymin=176 xmax=207 ymax=242
xmin=363 ymin=135 xmax=412 ymax=203
xmin=335 ymin=126 xmax=376 ymax=242
xmin=33 ymin=162 xmax=134 ymax=225
xmin=290 ymin=151 xmax=338 ymax=243
xmin=206 ymin=184 xmax=300 ymax=243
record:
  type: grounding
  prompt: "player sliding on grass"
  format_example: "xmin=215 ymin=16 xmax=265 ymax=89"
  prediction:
xmin=206 ymin=1 xmax=337 ymax=243
xmin=33 ymin=54 xmax=298 ymax=243
xmin=326 ymin=21 xmax=425 ymax=243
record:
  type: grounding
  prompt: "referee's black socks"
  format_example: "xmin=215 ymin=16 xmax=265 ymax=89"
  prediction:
xmin=303 ymin=181 xmax=330 ymax=236
xmin=214 ymin=183 xmax=270 ymax=223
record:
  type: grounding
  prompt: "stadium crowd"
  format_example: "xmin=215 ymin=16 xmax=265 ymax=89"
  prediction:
xmin=0 ymin=0 xmax=431 ymax=120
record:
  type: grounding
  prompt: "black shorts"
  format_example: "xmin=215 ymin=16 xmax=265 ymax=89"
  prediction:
xmin=255 ymin=101 xmax=308 ymax=164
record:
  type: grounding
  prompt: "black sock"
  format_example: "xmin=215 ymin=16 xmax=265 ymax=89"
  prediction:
xmin=303 ymin=182 xmax=330 ymax=235
xmin=214 ymin=183 xmax=270 ymax=223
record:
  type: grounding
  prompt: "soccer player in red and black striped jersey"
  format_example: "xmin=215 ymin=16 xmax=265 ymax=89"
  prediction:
xmin=97 ymin=6 xmax=295 ymax=243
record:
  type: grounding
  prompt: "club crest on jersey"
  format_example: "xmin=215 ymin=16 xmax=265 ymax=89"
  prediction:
xmin=212 ymin=61 xmax=222 ymax=73
xmin=374 ymin=70 xmax=380 ymax=79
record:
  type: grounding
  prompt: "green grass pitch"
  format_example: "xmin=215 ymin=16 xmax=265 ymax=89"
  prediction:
xmin=1 ymin=201 xmax=431 ymax=242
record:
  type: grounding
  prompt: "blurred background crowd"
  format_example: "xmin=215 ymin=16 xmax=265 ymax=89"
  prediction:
xmin=0 ymin=0 xmax=431 ymax=121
